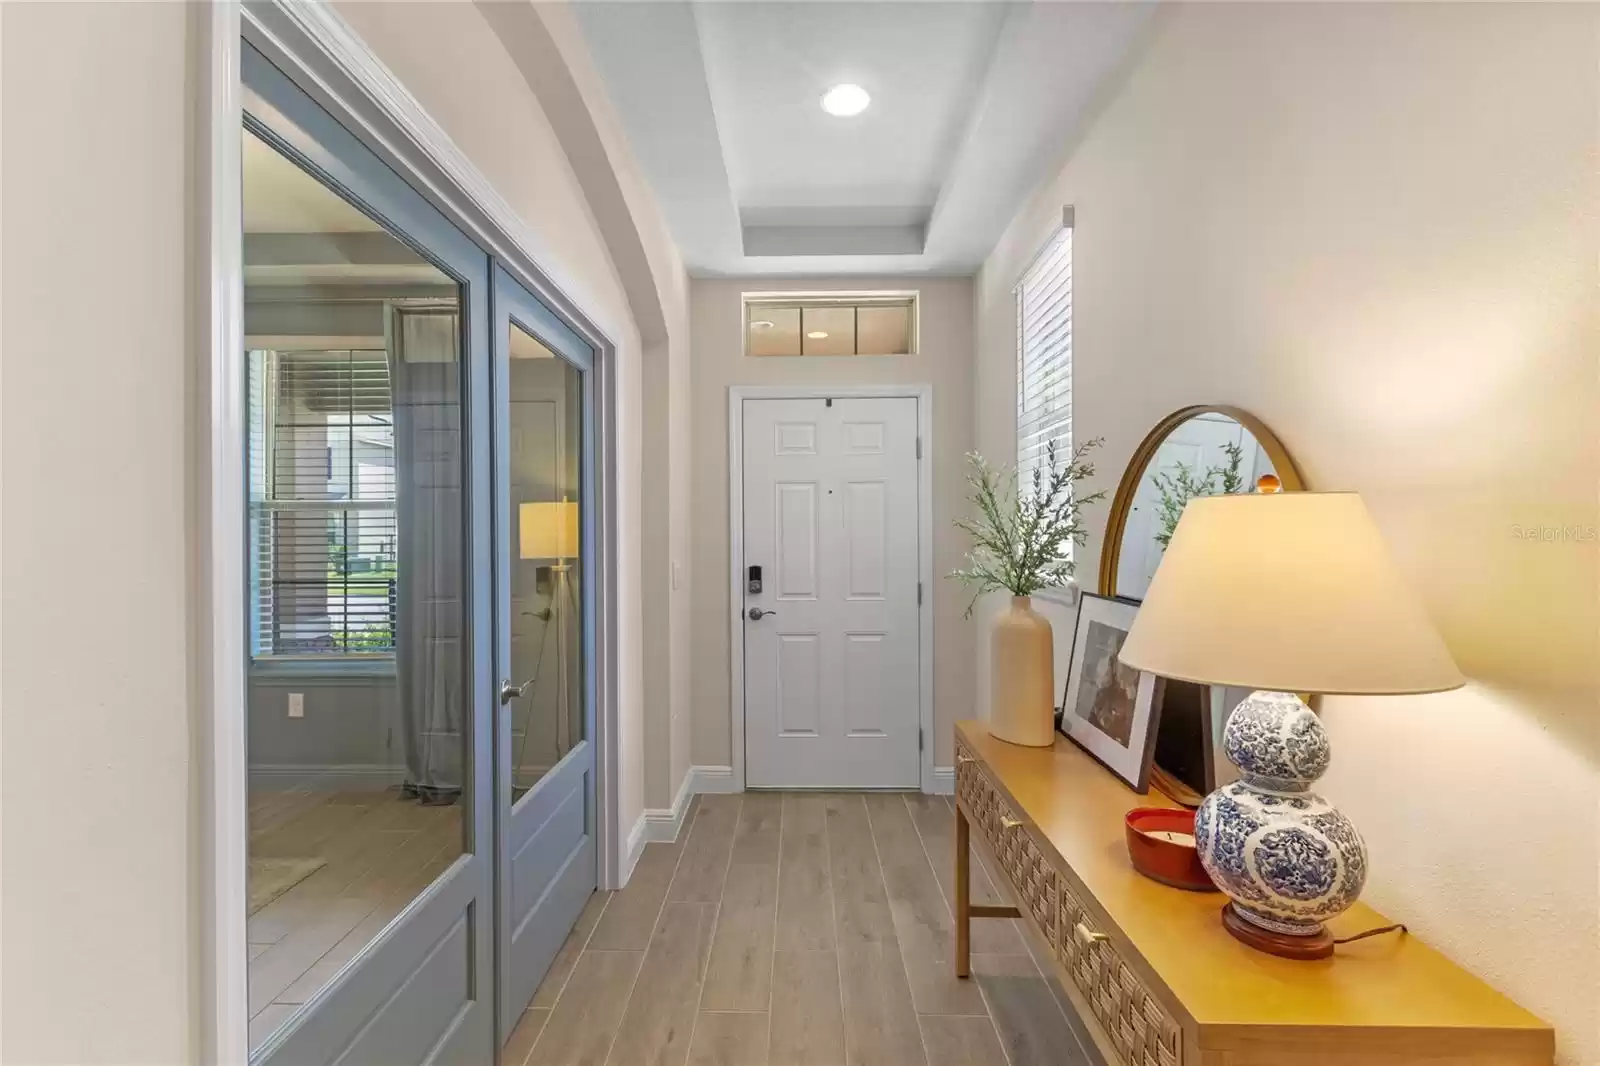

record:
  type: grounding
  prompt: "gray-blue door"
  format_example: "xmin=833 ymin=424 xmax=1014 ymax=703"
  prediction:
xmin=244 ymin=44 xmax=495 ymax=1066
xmin=491 ymin=265 xmax=598 ymax=1041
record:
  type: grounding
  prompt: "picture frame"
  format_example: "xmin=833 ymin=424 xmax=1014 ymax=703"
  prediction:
xmin=1058 ymin=592 xmax=1164 ymax=792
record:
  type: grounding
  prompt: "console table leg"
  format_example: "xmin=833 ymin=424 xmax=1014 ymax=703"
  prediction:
xmin=954 ymin=803 xmax=971 ymax=978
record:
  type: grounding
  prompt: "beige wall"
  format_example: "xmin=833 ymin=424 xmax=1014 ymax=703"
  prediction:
xmin=689 ymin=277 xmax=976 ymax=770
xmin=1 ymin=4 xmax=197 ymax=1061
xmin=975 ymin=4 xmax=1599 ymax=1061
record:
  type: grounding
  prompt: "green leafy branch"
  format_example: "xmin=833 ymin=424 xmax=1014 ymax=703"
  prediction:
xmin=1151 ymin=440 xmax=1244 ymax=549
xmin=949 ymin=438 xmax=1106 ymax=617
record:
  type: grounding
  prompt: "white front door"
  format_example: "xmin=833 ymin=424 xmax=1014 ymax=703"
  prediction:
xmin=741 ymin=396 xmax=922 ymax=789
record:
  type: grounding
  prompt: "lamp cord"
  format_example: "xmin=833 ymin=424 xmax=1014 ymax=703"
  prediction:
xmin=1334 ymin=923 xmax=1407 ymax=945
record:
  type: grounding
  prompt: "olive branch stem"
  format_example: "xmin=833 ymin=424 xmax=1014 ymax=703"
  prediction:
xmin=948 ymin=438 xmax=1105 ymax=617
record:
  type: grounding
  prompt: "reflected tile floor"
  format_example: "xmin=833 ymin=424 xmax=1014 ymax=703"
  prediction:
xmin=245 ymin=786 xmax=464 ymax=1052
xmin=508 ymin=792 xmax=1097 ymax=1066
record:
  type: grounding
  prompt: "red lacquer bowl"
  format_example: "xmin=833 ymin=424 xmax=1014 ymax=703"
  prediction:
xmin=1124 ymin=808 xmax=1217 ymax=892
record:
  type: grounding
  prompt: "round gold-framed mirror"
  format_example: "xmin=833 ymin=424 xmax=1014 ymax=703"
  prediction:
xmin=1098 ymin=405 xmax=1303 ymax=601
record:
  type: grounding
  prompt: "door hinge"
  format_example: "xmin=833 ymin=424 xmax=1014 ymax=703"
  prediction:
xmin=917 ymin=581 xmax=924 ymax=606
xmin=919 ymin=727 xmax=925 ymax=753
xmin=916 ymin=436 xmax=923 ymax=460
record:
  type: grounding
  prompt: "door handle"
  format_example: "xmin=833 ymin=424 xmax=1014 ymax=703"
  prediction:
xmin=747 ymin=607 xmax=777 ymax=621
xmin=1073 ymin=922 xmax=1109 ymax=948
xmin=500 ymin=678 xmax=533 ymax=704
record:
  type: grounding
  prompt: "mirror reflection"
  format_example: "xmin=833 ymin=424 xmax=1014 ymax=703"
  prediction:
xmin=1115 ymin=412 xmax=1279 ymax=599
xmin=507 ymin=323 xmax=584 ymax=800
xmin=242 ymin=127 xmax=467 ymax=1049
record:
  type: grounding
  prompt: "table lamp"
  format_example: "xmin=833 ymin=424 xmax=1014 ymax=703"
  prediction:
xmin=1117 ymin=491 xmax=1463 ymax=959
xmin=519 ymin=499 xmax=579 ymax=563
xmin=519 ymin=498 xmax=579 ymax=754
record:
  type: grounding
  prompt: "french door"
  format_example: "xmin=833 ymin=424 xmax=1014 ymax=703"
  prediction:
xmin=490 ymin=266 xmax=598 ymax=1040
xmin=244 ymin=43 xmax=496 ymax=1066
xmin=242 ymin=42 xmax=595 ymax=1066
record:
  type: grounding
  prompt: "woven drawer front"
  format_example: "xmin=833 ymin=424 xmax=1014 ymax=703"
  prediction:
xmin=956 ymin=746 xmax=1056 ymax=943
xmin=1058 ymin=886 xmax=1182 ymax=1066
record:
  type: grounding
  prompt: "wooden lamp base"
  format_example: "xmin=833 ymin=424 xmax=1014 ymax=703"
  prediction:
xmin=1221 ymin=903 xmax=1334 ymax=960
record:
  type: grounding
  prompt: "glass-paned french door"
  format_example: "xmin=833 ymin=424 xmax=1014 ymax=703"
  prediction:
xmin=491 ymin=265 xmax=598 ymax=1042
xmin=241 ymin=41 xmax=594 ymax=1066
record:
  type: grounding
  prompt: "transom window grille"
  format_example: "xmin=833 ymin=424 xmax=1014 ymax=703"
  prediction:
xmin=1016 ymin=219 xmax=1073 ymax=508
xmin=744 ymin=292 xmax=917 ymax=357
xmin=248 ymin=348 xmax=397 ymax=658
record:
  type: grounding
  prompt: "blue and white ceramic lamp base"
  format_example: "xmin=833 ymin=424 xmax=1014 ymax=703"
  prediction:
xmin=1193 ymin=690 xmax=1367 ymax=958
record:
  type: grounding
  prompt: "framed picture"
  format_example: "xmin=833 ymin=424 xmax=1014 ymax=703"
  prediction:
xmin=1059 ymin=593 xmax=1164 ymax=792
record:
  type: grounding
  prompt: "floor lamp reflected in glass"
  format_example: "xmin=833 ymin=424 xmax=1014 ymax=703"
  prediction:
xmin=513 ymin=498 xmax=578 ymax=798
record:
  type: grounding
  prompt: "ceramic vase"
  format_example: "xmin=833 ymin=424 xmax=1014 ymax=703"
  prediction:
xmin=1193 ymin=691 xmax=1368 ymax=937
xmin=988 ymin=596 xmax=1055 ymax=747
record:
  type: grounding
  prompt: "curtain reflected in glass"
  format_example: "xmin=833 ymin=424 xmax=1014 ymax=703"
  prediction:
xmin=506 ymin=323 xmax=584 ymax=799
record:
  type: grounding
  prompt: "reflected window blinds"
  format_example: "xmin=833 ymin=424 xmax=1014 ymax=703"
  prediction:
xmin=248 ymin=348 xmax=398 ymax=657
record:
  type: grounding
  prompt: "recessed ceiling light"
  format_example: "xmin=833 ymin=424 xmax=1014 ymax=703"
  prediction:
xmin=750 ymin=320 xmax=774 ymax=330
xmin=807 ymin=331 xmax=829 ymax=339
xmin=821 ymin=84 xmax=870 ymax=117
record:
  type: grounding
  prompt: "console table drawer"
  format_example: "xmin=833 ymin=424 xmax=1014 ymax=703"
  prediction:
xmin=956 ymin=744 xmax=1057 ymax=942
xmin=1059 ymin=883 xmax=1183 ymax=1066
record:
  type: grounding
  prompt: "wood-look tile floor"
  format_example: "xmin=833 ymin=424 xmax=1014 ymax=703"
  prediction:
xmin=245 ymin=785 xmax=464 ymax=1052
xmin=508 ymin=792 xmax=1098 ymax=1066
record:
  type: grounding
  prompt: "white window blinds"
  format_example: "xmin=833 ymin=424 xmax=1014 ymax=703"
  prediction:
xmin=1016 ymin=222 xmax=1073 ymax=501
xmin=248 ymin=348 xmax=398 ymax=658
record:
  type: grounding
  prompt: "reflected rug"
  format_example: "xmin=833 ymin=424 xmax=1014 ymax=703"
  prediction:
xmin=248 ymin=857 xmax=327 ymax=915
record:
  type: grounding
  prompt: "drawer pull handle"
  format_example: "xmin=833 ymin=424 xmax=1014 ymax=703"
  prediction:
xmin=1000 ymin=816 xmax=1025 ymax=830
xmin=1074 ymin=922 xmax=1109 ymax=948
xmin=956 ymin=754 xmax=976 ymax=765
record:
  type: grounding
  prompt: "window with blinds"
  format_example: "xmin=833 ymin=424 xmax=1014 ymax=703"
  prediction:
xmin=248 ymin=348 xmax=397 ymax=658
xmin=1016 ymin=220 xmax=1073 ymax=508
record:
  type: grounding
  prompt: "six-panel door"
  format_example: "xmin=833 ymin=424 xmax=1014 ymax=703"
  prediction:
xmin=742 ymin=396 xmax=922 ymax=789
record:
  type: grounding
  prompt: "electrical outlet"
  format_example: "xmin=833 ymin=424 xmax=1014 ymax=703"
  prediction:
xmin=287 ymin=692 xmax=305 ymax=718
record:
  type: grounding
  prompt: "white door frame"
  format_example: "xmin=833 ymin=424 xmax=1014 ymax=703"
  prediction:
xmin=199 ymin=5 xmax=624 ymax=1062
xmin=727 ymin=384 xmax=936 ymax=793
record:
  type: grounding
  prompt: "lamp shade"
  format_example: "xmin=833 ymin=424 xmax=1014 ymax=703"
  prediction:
xmin=519 ymin=500 xmax=579 ymax=561
xmin=1117 ymin=492 xmax=1463 ymax=695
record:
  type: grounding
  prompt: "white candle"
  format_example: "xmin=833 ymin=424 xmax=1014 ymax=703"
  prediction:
xmin=1142 ymin=829 xmax=1196 ymax=847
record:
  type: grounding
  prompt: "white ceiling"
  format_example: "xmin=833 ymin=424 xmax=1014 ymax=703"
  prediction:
xmin=573 ymin=1 xmax=1156 ymax=276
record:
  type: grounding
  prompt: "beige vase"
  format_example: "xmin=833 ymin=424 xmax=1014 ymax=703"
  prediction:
xmin=989 ymin=596 xmax=1056 ymax=747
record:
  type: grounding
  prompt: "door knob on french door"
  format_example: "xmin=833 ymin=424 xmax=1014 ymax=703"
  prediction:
xmin=500 ymin=678 xmax=533 ymax=704
xmin=747 ymin=607 xmax=777 ymax=621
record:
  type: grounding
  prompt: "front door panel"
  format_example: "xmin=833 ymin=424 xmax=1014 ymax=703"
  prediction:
xmin=743 ymin=397 xmax=921 ymax=789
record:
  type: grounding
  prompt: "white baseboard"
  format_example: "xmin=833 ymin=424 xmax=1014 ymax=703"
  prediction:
xmin=621 ymin=812 xmax=649 ymax=886
xmin=620 ymin=768 xmax=698 ymax=886
xmin=644 ymin=770 xmax=696 ymax=844
xmin=930 ymin=766 xmax=955 ymax=795
xmin=690 ymin=764 xmax=739 ymax=793
xmin=249 ymin=764 xmax=409 ymax=791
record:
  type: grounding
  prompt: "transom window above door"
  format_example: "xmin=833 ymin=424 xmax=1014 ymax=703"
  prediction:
xmin=744 ymin=292 xmax=918 ymax=357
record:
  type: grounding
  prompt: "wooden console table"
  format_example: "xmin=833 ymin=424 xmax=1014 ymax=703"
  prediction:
xmin=952 ymin=721 xmax=1553 ymax=1066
